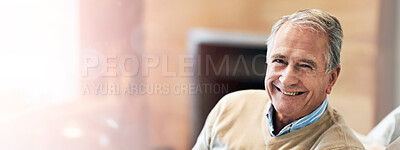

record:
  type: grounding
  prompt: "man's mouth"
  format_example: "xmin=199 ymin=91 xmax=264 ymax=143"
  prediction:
xmin=275 ymin=86 xmax=305 ymax=96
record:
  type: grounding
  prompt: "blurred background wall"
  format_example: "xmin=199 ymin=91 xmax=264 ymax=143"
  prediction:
xmin=1 ymin=0 xmax=397 ymax=150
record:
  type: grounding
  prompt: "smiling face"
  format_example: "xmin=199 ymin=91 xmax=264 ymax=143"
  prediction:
xmin=265 ymin=23 xmax=340 ymax=121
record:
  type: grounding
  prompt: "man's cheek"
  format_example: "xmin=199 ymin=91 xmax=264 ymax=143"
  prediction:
xmin=266 ymin=69 xmax=280 ymax=79
xmin=266 ymin=66 xmax=275 ymax=76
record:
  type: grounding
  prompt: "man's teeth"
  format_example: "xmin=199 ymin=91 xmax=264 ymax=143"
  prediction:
xmin=281 ymin=90 xmax=299 ymax=96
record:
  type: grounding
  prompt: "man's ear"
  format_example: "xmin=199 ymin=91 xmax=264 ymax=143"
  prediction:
xmin=326 ymin=65 xmax=341 ymax=94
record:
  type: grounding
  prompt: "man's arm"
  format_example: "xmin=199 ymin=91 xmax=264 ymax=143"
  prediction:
xmin=192 ymin=124 xmax=210 ymax=150
xmin=192 ymin=95 xmax=226 ymax=150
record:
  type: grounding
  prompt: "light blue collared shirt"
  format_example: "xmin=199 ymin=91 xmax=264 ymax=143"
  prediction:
xmin=266 ymin=98 xmax=328 ymax=137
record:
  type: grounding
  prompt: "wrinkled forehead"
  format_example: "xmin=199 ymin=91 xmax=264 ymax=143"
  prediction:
xmin=267 ymin=22 xmax=329 ymax=58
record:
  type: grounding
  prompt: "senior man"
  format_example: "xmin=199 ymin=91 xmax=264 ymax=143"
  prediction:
xmin=193 ymin=9 xmax=365 ymax=149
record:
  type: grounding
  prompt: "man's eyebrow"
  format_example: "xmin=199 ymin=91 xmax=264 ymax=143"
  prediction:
xmin=299 ymin=59 xmax=317 ymax=68
xmin=271 ymin=54 xmax=286 ymax=59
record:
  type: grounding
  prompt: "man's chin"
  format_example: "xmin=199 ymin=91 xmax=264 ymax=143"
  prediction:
xmin=275 ymin=108 xmax=303 ymax=121
xmin=272 ymin=101 xmax=301 ymax=116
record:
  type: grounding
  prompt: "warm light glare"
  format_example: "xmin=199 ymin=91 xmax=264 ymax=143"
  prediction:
xmin=0 ymin=1 xmax=79 ymax=108
xmin=0 ymin=1 xmax=79 ymax=148
xmin=99 ymin=134 xmax=110 ymax=146
xmin=62 ymin=126 xmax=83 ymax=138
xmin=106 ymin=118 xmax=119 ymax=129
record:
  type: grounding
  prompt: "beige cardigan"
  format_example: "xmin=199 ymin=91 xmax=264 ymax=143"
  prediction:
xmin=193 ymin=90 xmax=365 ymax=150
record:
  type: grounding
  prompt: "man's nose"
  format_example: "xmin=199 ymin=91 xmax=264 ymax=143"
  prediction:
xmin=279 ymin=65 xmax=299 ymax=87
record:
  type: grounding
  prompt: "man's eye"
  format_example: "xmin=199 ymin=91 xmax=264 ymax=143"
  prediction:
xmin=300 ymin=64 xmax=312 ymax=69
xmin=272 ymin=59 xmax=284 ymax=63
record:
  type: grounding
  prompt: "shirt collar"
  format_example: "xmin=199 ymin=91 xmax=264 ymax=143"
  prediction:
xmin=266 ymin=97 xmax=328 ymax=137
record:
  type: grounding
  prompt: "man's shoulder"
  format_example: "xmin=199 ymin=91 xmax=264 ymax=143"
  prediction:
xmin=218 ymin=89 xmax=269 ymax=110
xmin=314 ymin=108 xmax=365 ymax=149
xmin=222 ymin=89 xmax=268 ymax=99
xmin=315 ymin=125 xmax=365 ymax=149
xmin=201 ymin=89 xmax=269 ymax=149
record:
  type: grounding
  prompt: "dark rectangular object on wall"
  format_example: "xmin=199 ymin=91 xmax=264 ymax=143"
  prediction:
xmin=188 ymin=29 xmax=267 ymax=146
